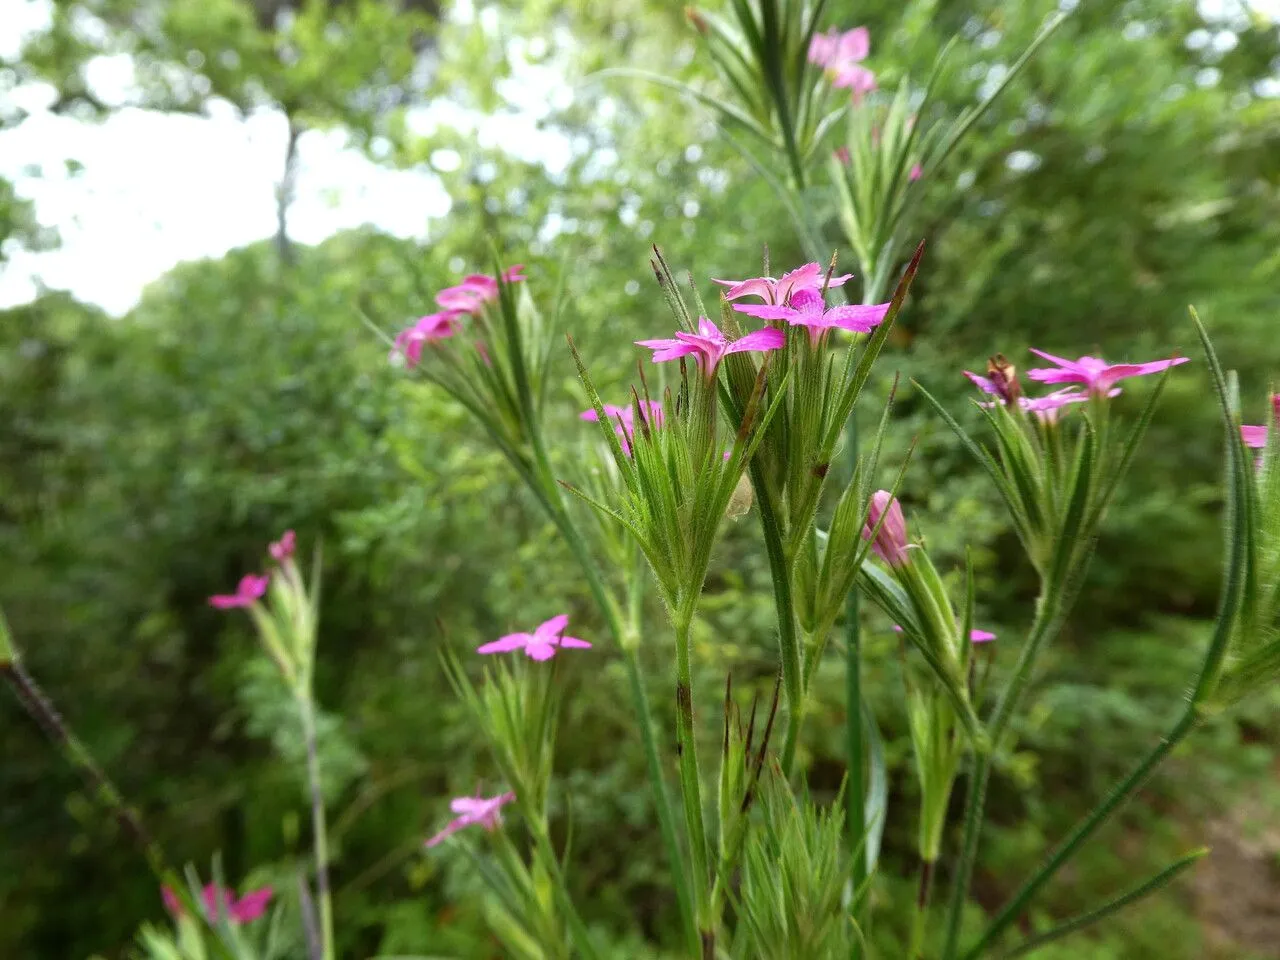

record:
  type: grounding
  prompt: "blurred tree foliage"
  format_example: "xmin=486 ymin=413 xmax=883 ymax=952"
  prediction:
xmin=2 ymin=0 xmax=1280 ymax=957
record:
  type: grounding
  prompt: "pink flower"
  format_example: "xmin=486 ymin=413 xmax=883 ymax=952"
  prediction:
xmin=834 ymin=146 xmax=851 ymax=165
xmin=425 ymin=791 xmax=516 ymax=848
xmin=436 ymin=266 xmax=526 ymax=312
xmin=163 ymin=884 xmax=274 ymax=925
xmin=809 ymin=26 xmax=870 ymax=68
xmin=1026 ymin=349 xmax=1189 ymax=395
xmin=909 ymin=163 xmax=922 ymax=182
xmin=393 ymin=310 xmax=464 ymax=367
xmin=269 ymin=530 xmax=296 ymax=563
xmin=734 ymin=288 xmax=890 ymax=344
xmin=713 ymin=261 xmax=853 ymax=306
xmin=581 ymin=400 xmax=664 ymax=455
xmin=833 ymin=64 xmax=877 ymax=98
xmin=636 ymin=316 xmax=784 ymax=375
xmin=1241 ymin=424 xmax=1267 ymax=448
xmin=209 ymin=574 xmax=269 ymax=610
xmin=476 ymin=614 xmax=592 ymax=661
xmin=862 ymin=490 xmax=909 ymax=567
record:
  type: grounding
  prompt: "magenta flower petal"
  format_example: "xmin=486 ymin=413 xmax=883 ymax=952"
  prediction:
xmin=1242 ymin=424 xmax=1268 ymax=448
xmin=209 ymin=574 xmax=269 ymax=609
xmin=732 ymin=303 xmax=799 ymax=322
xmin=714 ymin=277 xmax=776 ymax=302
xmin=964 ymin=371 xmax=1001 ymax=395
xmin=726 ymin=327 xmax=786 ymax=354
xmin=557 ymin=636 xmax=592 ymax=649
xmin=525 ymin=642 xmax=557 ymax=661
xmin=162 ymin=886 xmax=183 ymax=916
xmin=269 ymin=530 xmax=296 ymax=563
xmin=229 ymin=888 xmax=273 ymax=924
xmin=970 ymin=629 xmax=996 ymax=643
xmin=477 ymin=633 xmax=532 ymax=655
xmin=825 ymin=303 xmax=890 ymax=333
xmin=1026 ymin=349 xmax=1188 ymax=394
xmin=535 ymin=614 xmax=570 ymax=640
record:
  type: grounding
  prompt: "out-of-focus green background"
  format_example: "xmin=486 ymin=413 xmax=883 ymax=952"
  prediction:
xmin=3 ymin=0 xmax=1280 ymax=956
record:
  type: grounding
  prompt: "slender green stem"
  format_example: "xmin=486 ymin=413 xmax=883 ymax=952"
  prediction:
xmin=961 ymin=711 xmax=1198 ymax=959
xmin=909 ymin=859 xmax=936 ymax=960
xmin=521 ymin=807 xmax=604 ymax=960
xmin=845 ymin=432 xmax=867 ymax=960
xmin=673 ymin=615 xmax=711 ymax=930
xmin=298 ymin=691 xmax=334 ymax=960
xmin=999 ymin=846 xmax=1207 ymax=959
xmin=941 ymin=594 xmax=1063 ymax=960
xmin=753 ymin=474 xmax=804 ymax=776
xmin=526 ymin=442 xmax=698 ymax=956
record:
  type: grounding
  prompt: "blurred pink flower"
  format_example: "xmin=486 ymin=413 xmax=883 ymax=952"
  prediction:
xmin=1241 ymin=425 xmax=1267 ymax=448
xmin=581 ymin=400 xmax=664 ymax=455
xmin=162 ymin=884 xmax=273 ymax=924
xmin=809 ymin=26 xmax=870 ymax=68
xmin=393 ymin=310 xmax=464 ymax=367
xmin=713 ymin=261 xmax=852 ymax=306
xmin=1026 ymin=349 xmax=1188 ymax=394
xmin=834 ymin=146 xmax=851 ymax=165
xmin=425 ymin=791 xmax=516 ymax=848
xmin=209 ymin=574 xmax=269 ymax=610
xmin=477 ymin=614 xmax=592 ymax=661
xmin=909 ymin=163 xmax=923 ymax=181
xmin=862 ymin=490 xmax=909 ymax=567
xmin=636 ymin=317 xmax=784 ymax=375
xmin=833 ymin=63 xmax=877 ymax=98
xmin=269 ymin=530 xmax=296 ymax=563
xmin=734 ymin=288 xmax=889 ymax=344
xmin=435 ymin=266 xmax=526 ymax=312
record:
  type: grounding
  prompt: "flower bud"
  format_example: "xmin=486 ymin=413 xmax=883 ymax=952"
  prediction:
xmin=862 ymin=490 xmax=909 ymax=567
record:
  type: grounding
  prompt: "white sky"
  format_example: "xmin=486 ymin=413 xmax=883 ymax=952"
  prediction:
xmin=0 ymin=0 xmax=577 ymax=315
xmin=0 ymin=0 xmax=1275 ymax=316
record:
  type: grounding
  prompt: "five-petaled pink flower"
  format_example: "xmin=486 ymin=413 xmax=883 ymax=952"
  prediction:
xmin=581 ymin=400 xmax=664 ymax=456
xmin=162 ymin=884 xmax=274 ymax=925
xmin=635 ymin=317 xmax=784 ymax=375
xmin=425 ymin=791 xmax=516 ymax=848
xmin=209 ymin=574 xmax=270 ymax=610
xmin=393 ymin=310 xmax=464 ymax=367
xmin=713 ymin=261 xmax=852 ymax=306
xmin=734 ymin=288 xmax=890 ymax=344
xmin=436 ymin=266 xmax=526 ymax=312
xmin=862 ymin=490 xmax=909 ymax=567
xmin=269 ymin=530 xmax=296 ymax=563
xmin=1026 ymin=349 xmax=1188 ymax=395
xmin=477 ymin=614 xmax=592 ymax=661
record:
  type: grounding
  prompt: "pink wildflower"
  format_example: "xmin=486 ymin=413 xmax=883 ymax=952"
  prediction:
xmin=833 ymin=63 xmax=876 ymax=98
xmin=713 ymin=261 xmax=853 ymax=306
xmin=734 ymin=288 xmax=890 ymax=344
xmin=425 ymin=791 xmax=516 ymax=848
xmin=435 ymin=265 xmax=526 ymax=312
xmin=209 ymin=574 xmax=269 ymax=610
xmin=393 ymin=310 xmax=464 ymax=367
xmin=834 ymin=146 xmax=851 ymax=165
xmin=862 ymin=490 xmax=909 ymax=567
xmin=635 ymin=316 xmax=784 ymax=375
xmin=909 ymin=163 xmax=923 ymax=181
xmin=1242 ymin=425 xmax=1267 ymax=448
xmin=269 ymin=530 xmax=296 ymax=563
xmin=809 ymin=26 xmax=870 ymax=68
xmin=1026 ymin=349 xmax=1188 ymax=395
xmin=581 ymin=400 xmax=664 ymax=455
xmin=163 ymin=884 xmax=274 ymax=925
xmin=476 ymin=614 xmax=592 ymax=661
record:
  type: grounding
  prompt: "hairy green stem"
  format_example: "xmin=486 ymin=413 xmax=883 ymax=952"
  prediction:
xmin=673 ymin=615 xmax=711 ymax=941
xmin=845 ymin=426 xmax=867 ymax=960
xmin=941 ymin=595 xmax=1063 ymax=959
xmin=297 ymin=692 xmax=335 ymax=960
xmin=527 ymin=445 xmax=698 ymax=956
xmin=752 ymin=470 xmax=804 ymax=776
xmin=960 ymin=712 xmax=1198 ymax=959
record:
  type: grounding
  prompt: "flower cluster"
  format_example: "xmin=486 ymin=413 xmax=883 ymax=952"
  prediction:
xmin=393 ymin=265 xmax=526 ymax=368
xmin=964 ymin=348 xmax=1187 ymax=422
xmin=809 ymin=26 xmax=875 ymax=98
